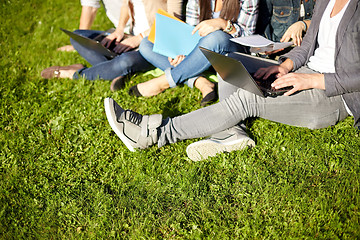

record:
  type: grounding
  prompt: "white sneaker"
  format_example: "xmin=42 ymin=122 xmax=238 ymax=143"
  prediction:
xmin=104 ymin=98 xmax=162 ymax=151
xmin=186 ymin=126 xmax=255 ymax=161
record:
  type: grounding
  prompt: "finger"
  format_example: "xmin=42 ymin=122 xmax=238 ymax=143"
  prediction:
xmin=106 ymin=39 xmax=115 ymax=48
xmin=116 ymin=36 xmax=122 ymax=43
xmin=122 ymin=46 xmax=132 ymax=53
xmin=281 ymin=35 xmax=289 ymax=43
xmin=284 ymin=87 xmax=297 ymax=96
xmin=192 ymin=24 xmax=201 ymax=35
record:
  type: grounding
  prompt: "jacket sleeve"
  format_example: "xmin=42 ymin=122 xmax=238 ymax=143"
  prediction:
xmin=324 ymin=28 xmax=360 ymax=96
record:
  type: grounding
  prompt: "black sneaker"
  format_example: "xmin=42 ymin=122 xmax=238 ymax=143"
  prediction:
xmin=104 ymin=98 xmax=162 ymax=151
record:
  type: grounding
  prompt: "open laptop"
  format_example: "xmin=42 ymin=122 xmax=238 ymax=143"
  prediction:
xmin=60 ymin=28 xmax=118 ymax=59
xmin=199 ymin=47 xmax=292 ymax=97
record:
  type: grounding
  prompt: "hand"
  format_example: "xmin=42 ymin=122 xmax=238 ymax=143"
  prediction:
xmin=263 ymin=48 xmax=285 ymax=56
xmin=168 ymin=55 xmax=185 ymax=67
xmin=113 ymin=35 xmax=142 ymax=54
xmin=101 ymin=30 xmax=124 ymax=48
xmin=57 ymin=44 xmax=75 ymax=52
xmin=280 ymin=21 xmax=306 ymax=46
xmin=272 ymin=73 xmax=325 ymax=96
xmin=254 ymin=65 xmax=290 ymax=80
xmin=192 ymin=19 xmax=226 ymax=37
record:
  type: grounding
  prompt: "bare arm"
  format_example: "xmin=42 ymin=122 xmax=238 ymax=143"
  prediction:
xmin=101 ymin=1 xmax=130 ymax=48
xmin=79 ymin=5 xmax=98 ymax=29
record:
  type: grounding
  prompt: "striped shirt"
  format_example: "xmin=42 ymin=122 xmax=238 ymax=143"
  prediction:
xmin=185 ymin=0 xmax=259 ymax=37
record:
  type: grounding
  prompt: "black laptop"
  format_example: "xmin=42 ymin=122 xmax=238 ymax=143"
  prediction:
xmin=60 ymin=28 xmax=118 ymax=59
xmin=200 ymin=47 xmax=292 ymax=97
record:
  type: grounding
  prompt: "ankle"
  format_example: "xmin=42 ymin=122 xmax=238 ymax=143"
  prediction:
xmin=60 ymin=69 xmax=77 ymax=79
xmin=195 ymin=77 xmax=215 ymax=97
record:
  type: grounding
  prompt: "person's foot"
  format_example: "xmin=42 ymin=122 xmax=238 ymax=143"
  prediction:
xmin=41 ymin=64 xmax=84 ymax=79
xmin=104 ymin=97 xmax=162 ymax=151
xmin=110 ymin=75 xmax=128 ymax=92
xmin=186 ymin=126 xmax=255 ymax=161
xmin=57 ymin=44 xmax=75 ymax=52
xmin=194 ymin=77 xmax=218 ymax=106
xmin=130 ymin=75 xmax=170 ymax=97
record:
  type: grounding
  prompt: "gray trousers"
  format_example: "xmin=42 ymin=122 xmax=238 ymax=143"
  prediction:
xmin=158 ymin=66 xmax=349 ymax=147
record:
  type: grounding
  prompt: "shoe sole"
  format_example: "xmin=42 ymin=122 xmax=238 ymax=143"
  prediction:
xmin=186 ymin=138 xmax=255 ymax=161
xmin=104 ymin=98 xmax=135 ymax=152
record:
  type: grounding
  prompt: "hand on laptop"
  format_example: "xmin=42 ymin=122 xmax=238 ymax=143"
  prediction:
xmin=113 ymin=35 xmax=142 ymax=54
xmin=272 ymin=73 xmax=325 ymax=96
xmin=101 ymin=30 xmax=124 ymax=48
xmin=254 ymin=65 xmax=290 ymax=80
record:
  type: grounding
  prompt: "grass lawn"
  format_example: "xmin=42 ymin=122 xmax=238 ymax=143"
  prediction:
xmin=1 ymin=0 xmax=359 ymax=238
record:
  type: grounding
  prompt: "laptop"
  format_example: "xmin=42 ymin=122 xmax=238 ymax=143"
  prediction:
xmin=60 ymin=28 xmax=118 ymax=59
xmin=199 ymin=47 xmax=292 ymax=97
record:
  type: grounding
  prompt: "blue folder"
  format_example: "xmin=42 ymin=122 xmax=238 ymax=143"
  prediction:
xmin=153 ymin=13 xmax=202 ymax=58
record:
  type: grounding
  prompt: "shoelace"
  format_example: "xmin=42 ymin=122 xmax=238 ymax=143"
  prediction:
xmin=125 ymin=110 xmax=143 ymax=125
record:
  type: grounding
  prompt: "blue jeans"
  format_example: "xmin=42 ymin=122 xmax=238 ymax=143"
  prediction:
xmin=139 ymin=30 xmax=247 ymax=88
xmin=70 ymin=29 xmax=153 ymax=80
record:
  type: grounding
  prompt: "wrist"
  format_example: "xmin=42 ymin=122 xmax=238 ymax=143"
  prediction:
xmin=300 ymin=20 xmax=307 ymax=32
xmin=223 ymin=20 xmax=234 ymax=34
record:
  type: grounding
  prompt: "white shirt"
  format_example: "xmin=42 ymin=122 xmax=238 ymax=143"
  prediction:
xmin=81 ymin=0 xmax=122 ymax=27
xmin=131 ymin=0 xmax=150 ymax=35
xmin=307 ymin=0 xmax=352 ymax=115
xmin=307 ymin=0 xmax=350 ymax=73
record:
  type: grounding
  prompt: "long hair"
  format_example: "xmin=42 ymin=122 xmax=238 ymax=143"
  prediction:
xmin=199 ymin=0 xmax=241 ymax=22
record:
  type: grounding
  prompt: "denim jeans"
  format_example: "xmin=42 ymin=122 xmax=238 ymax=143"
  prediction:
xmin=256 ymin=0 xmax=315 ymax=42
xmin=70 ymin=29 xmax=153 ymax=80
xmin=158 ymin=63 xmax=348 ymax=147
xmin=139 ymin=30 xmax=247 ymax=88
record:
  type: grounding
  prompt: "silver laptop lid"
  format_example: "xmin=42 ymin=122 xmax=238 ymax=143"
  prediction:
xmin=60 ymin=28 xmax=117 ymax=59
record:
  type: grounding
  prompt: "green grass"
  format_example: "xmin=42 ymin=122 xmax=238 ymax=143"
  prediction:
xmin=1 ymin=0 xmax=360 ymax=238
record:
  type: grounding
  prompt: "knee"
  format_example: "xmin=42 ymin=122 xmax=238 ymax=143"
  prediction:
xmin=139 ymin=38 xmax=154 ymax=58
xmin=198 ymin=31 xmax=231 ymax=52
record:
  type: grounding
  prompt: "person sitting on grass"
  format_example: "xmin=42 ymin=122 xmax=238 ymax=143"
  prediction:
xmin=104 ymin=0 xmax=359 ymax=161
xmin=57 ymin=0 xmax=128 ymax=52
xmin=130 ymin=0 xmax=259 ymax=106
xmin=41 ymin=0 xmax=183 ymax=92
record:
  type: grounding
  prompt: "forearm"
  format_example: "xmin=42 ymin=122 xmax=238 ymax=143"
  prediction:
xmin=79 ymin=6 xmax=98 ymax=29
xmin=114 ymin=2 xmax=130 ymax=35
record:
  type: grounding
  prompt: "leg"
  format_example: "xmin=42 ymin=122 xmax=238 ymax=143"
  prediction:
xmin=104 ymin=88 xmax=347 ymax=158
xmin=139 ymin=37 xmax=173 ymax=70
xmin=133 ymin=31 xmax=243 ymax=97
xmin=166 ymin=30 xmax=247 ymax=88
xmin=71 ymin=29 xmax=110 ymax=65
xmin=158 ymin=87 xmax=348 ymax=147
xmin=73 ymin=50 xmax=153 ymax=80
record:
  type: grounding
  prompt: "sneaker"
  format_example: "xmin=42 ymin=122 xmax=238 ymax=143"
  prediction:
xmin=104 ymin=97 xmax=162 ymax=151
xmin=186 ymin=126 xmax=255 ymax=161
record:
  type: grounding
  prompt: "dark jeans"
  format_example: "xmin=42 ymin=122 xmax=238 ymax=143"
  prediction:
xmin=70 ymin=29 xmax=153 ymax=80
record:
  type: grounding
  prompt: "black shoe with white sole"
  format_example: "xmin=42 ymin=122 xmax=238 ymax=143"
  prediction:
xmin=104 ymin=97 xmax=162 ymax=151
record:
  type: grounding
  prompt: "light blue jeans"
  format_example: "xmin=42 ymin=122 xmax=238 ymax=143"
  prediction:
xmin=139 ymin=30 xmax=247 ymax=88
xmin=158 ymin=63 xmax=349 ymax=147
xmin=70 ymin=30 xmax=153 ymax=80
